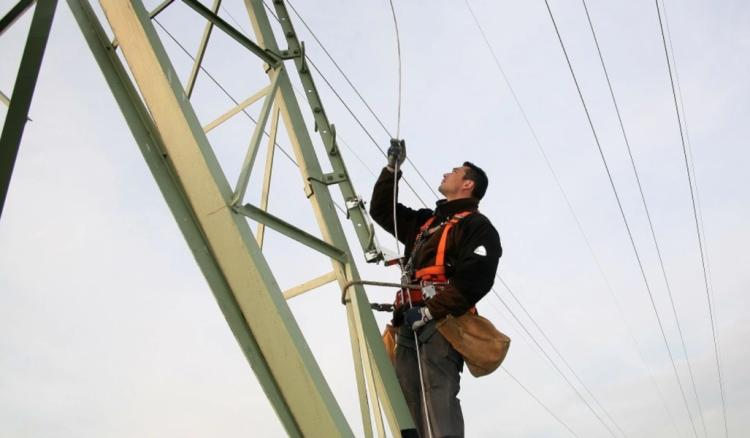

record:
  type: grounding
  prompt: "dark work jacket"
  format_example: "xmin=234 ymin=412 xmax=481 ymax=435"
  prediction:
xmin=369 ymin=167 xmax=502 ymax=321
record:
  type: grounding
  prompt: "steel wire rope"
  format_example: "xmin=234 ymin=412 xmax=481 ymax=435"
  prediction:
xmin=580 ymin=1 xmax=709 ymax=436
xmin=654 ymin=1 xmax=729 ymax=436
xmin=281 ymin=0 xmax=441 ymax=200
xmin=542 ymin=2 xmax=700 ymax=436
xmin=233 ymin=3 xmax=590 ymax=435
xmin=387 ymin=1 xmax=434 ymax=434
xmin=151 ymin=19 xmax=351 ymax=215
xmin=255 ymin=1 xmax=431 ymax=207
xmin=388 ymin=0 xmax=403 ymax=139
xmin=462 ymin=1 xmax=681 ymax=435
xmin=660 ymin=3 xmax=728 ymax=433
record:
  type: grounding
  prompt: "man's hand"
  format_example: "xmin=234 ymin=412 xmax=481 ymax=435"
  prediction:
xmin=387 ymin=138 xmax=406 ymax=171
xmin=404 ymin=306 xmax=433 ymax=331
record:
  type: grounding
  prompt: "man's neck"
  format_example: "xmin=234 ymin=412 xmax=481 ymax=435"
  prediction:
xmin=445 ymin=193 xmax=473 ymax=203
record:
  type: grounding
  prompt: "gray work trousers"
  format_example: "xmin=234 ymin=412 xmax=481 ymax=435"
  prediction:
xmin=395 ymin=323 xmax=464 ymax=438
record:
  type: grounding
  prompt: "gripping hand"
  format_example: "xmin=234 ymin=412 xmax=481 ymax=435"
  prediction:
xmin=387 ymin=138 xmax=406 ymax=171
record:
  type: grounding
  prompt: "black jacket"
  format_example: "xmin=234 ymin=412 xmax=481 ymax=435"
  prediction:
xmin=369 ymin=167 xmax=502 ymax=320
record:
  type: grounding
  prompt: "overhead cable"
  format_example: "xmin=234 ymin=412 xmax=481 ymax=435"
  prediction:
xmin=580 ymin=0 xmax=708 ymax=435
xmin=654 ymin=1 xmax=729 ymax=435
xmin=463 ymin=0 xmax=678 ymax=435
xmin=542 ymin=1 xmax=700 ymax=436
xmin=659 ymin=2 xmax=728 ymax=433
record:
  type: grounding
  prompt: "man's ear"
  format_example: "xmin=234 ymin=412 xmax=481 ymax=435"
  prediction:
xmin=463 ymin=180 xmax=475 ymax=192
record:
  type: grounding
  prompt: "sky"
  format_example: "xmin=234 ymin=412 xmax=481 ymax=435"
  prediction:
xmin=1 ymin=0 xmax=749 ymax=437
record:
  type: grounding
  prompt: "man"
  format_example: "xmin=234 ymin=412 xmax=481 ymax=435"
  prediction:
xmin=370 ymin=140 xmax=502 ymax=437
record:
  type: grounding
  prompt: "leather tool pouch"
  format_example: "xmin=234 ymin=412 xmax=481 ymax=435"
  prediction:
xmin=436 ymin=313 xmax=511 ymax=377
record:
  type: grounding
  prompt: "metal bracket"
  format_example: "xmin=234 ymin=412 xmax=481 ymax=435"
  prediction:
xmin=327 ymin=123 xmax=338 ymax=156
xmin=308 ymin=172 xmax=347 ymax=185
xmin=365 ymin=249 xmax=382 ymax=263
xmin=275 ymin=47 xmax=302 ymax=60
xmin=345 ymin=195 xmax=364 ymax=211
xmin=299 ymin=41 xmax=309 ymax=74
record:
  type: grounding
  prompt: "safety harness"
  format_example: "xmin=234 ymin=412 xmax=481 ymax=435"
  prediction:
xmin=395 ymin=211 xmax=475 ymax=309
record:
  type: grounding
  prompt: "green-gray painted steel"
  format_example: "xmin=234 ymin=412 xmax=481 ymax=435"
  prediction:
xmin=235 ymin=203 xmax=347 ymax=263
xmin=0 ymin=0 xmax=57 ymax=220
xmin=182 ymin=0 xmax=280 ymax=67
xmin=184 ymin=0 xmax=220 ymax=98
xmin=232 ymin=67 xmax=282 ymax=205
xmin=0 ymin=0 xmax=35 ymax=38
xmin=149 ymin=0 xmax=175 ymax=19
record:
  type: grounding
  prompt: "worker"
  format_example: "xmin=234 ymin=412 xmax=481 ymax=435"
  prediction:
xmin=369 ymin=139 xmax=503 ymax=437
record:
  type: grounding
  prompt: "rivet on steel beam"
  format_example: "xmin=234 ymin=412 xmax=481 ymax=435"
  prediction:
xmin=314 ymin=107 xmax=321 ymax=113
xmin=286 ymin=31 xmax=294 ymax=38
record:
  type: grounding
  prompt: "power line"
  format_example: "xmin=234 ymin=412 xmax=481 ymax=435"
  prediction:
xmin=541 ymin=2 xmax=700 ymax=437
xmin=490 ymin=283 xmax=623 ymax=438
xmin=659 ymin=0 xmax=728 ymax=431
xmin=462 ymin=0 xmax=682 ymax=436
xmin=579 ymin=0 xmax=710 ymax=436
xmin=282 ymin=0 xmax=441 ymax=201
xmin=502 ymin=368 xmax=582 ymax=438
xmin=654 ymin=1 xmax=729 ymax=436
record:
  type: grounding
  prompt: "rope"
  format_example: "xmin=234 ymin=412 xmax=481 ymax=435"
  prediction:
xmin=392 ymin=160 xmax=433 ymax=438
xmin=388 ymin=0 xmax=403 ymax=139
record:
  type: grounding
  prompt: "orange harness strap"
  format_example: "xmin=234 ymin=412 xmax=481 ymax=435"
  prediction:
xmin=396 ymin=211 xmax=477 ymax=313
xmin=415 ymin=211 xmax=473 ymax=281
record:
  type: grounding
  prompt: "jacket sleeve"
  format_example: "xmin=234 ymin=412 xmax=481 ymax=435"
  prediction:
xmin=369 ymin=167 xmax=430 ymax=244
xmin=426 ymin=216 xmax=502 ymax=319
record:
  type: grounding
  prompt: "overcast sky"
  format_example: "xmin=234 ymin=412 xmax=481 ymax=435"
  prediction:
xmin=1 ymin=0 xmax=749 ymax=437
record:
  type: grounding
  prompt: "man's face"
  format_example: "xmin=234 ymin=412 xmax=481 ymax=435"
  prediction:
xmin=438 ymin=166 xmax=472 ymax=197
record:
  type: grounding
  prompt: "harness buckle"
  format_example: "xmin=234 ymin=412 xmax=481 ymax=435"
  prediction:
xmin=421 ymin=284 xmax=436 ymax=300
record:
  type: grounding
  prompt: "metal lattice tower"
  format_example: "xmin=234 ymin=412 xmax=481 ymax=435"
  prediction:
xmin=2 ymin=0 xmax=416 ymax=436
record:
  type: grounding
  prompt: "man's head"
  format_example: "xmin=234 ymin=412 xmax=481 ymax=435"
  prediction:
xmin=438 ymin=162 xmax=489 ymax=202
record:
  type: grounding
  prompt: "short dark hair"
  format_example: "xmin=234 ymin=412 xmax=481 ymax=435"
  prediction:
xmin=463 ymin=161 xmax=489 ymax=200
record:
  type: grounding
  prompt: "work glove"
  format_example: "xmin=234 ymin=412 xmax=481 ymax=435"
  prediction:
xmin=403 ymin=306 xmax=433 ymax=331
xmin=387 ymin=138 xmax=406 ymax=171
